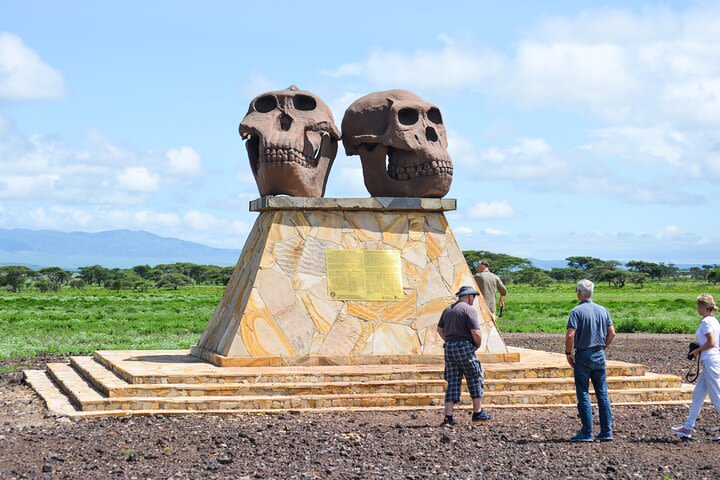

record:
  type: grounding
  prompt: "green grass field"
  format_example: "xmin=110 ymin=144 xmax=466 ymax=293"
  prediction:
xmin=0 ymin=286 xmax=220 ymax=359
xmin=497 ymin=282 xmax=719 ymax=334
xmin=0 ymin=282 xmax=718 ymax=359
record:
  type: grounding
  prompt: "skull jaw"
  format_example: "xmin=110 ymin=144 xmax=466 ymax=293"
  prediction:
xmin=248 ymin=135 xmax=337 ymax=198
xmin=358 ymin=145 xmax=452 ymax=198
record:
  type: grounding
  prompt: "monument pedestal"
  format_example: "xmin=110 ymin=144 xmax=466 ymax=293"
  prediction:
xmin=191 ymin=197 xmax=516 ymax=366
xmin=26 ymin=196 xmax=692 ymax=417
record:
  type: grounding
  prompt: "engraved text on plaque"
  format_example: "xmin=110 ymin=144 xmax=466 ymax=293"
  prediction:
xmin=325 ymin=249 xmax=404 ymax=301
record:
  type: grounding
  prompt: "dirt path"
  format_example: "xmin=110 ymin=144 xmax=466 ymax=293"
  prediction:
xmin=504 ymin=332 xmax=694 ymax=379
xmin=1 ymin=335 xmax=717 ymax=479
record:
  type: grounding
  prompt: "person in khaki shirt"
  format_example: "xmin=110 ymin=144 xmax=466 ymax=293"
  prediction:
xmin=473 ymin=261 xmax=507 ymax=316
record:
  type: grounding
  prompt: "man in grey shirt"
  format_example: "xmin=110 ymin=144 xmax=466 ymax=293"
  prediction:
xmin=565 ymin=279 xmax=616 ymax=442
xmin=473 ymin=261 xmax=507 ymax=316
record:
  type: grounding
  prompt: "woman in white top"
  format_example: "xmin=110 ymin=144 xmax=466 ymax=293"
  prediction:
xmin=672 ymin=294 xmax=720 ymax=439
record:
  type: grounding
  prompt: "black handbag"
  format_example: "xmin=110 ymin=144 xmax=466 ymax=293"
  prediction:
xmin=686 ymin=342 xmax=701 ymax=383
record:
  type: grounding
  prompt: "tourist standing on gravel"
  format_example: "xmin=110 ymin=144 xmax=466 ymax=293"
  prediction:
xmin=473 ymin=261 xmax=507 ymax=317
xmin=437 ymin=285 xmax=493 ymax=427
xmin=672 ymin=294 xmax=720 ymax=440
xmin=565 ymin=279 xmax=615 ymax=442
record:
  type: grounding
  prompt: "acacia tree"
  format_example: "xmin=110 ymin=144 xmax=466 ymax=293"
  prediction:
xmin=566 ymin=256 xmax=606 ymax=271
xmin=708 ymin=268 xmax=720 ymax=285
xmin=38 ymin=267 xmax=71 ymax=288
xmin=0 ymin=266 xmax=36 ymax=292
xmin=156 ymin=273 xmax=194 ymax=290
xmin=548 ymin=267 xmax=585 ymax=282
xmin=463 ymin=251 xmax=531 ymax=275
xmin=79 ymin=265 xmax=112 ymax=286
xmin=512 ymin=267 xmax=555 ymax=287
xmin=626 ymin=260 xmax=664 ymax=279
xmin=35 ymin=276 xmax=60 ymax=292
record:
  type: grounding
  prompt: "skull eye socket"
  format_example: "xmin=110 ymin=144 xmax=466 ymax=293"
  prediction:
xmin=398 ymin=108 xmax=419 ymax=125
xmin=293 ymin=94 xmax=317 ymax=111
xmin=254 ymin=95 xmax=277 ymax=113
xmin=427 ymin=107 xmax=443 ymax=124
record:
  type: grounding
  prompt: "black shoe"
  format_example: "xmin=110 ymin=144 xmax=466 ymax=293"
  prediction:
xmin=472 ymin=410 xmax=493 ymax=422
xmin=440 ymin=415 xmax=455 ymax=427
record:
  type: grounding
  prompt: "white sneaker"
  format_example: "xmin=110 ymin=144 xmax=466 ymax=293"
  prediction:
xmin=671 ymin=425 xmax=692 ymax=438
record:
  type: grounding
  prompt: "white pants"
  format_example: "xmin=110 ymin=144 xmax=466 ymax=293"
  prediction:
xmin=685 ymin=356 xmax=720 ymax=429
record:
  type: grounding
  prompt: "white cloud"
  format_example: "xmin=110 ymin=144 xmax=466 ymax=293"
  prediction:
xmin=116 ymin=167 xmax=159 ymax=193
xmin=328 ymin=91 xmax=367 ymax=129
xmin=240 ymin=72 xmax=276 ymax=101
xmin=327 ymin=6 xmax=720 ymax=128
xmin=657 ymin=225 xmax=681 ymax=240
xmin=589 ymin=126 xmax=687 ymax=167
xmin=325 ymin=36 xmax=503 ymax=91
xmin=183 ymin=210 xmax=247 ymax=237
xmin=481 ymin=227 xmax=506 ymax=236
xmin=0 ymin=174 xmax=60 ymax=199
xmin=468 ymin=200 xmax=515 ymax=219
xmin=325 ymin=162 xmax=367 ymax=198
xmin=503 ymin=42 xmax=635 ymax=113
xmin=450 ymin=132 xmax=567 ymax=179
xmin=455 ymin=225 xmax=472 ymax=235
xmin=167 ymin=146 xmax=202 ymax=176
xmin=0 ymin=32 xmax=65 ymax=101
xmin=0 ymin=117 xmax=214 ymax=204
xmin=451 ymin=130 xmax=705 ymax=205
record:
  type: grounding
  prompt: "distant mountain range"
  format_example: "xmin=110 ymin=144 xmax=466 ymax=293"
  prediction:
xmin=0 ymin=228 xmax=707 ymax=271
xmin=0 ymin=228 xmax=240 ymax=269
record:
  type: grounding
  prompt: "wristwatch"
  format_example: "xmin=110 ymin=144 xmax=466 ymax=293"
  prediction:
xmin=565 ymin=351 xmax=572 ymax=355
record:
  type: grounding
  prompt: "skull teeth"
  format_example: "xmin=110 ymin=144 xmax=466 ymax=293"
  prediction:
xmin=387 ymin=159 xmax=453 ymax=180
xmin=260 ymin=146 xmax=318 ymax=168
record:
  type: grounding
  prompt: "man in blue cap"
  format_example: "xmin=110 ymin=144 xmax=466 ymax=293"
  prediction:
xmin=437 ymin=285 xmax=493 ymax=427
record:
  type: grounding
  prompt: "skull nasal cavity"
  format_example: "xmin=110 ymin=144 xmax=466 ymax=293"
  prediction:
xmin=425 ymin=126 xmax=438 ymax=142
xmin=279 ymin=113 xmax=293 ymax=131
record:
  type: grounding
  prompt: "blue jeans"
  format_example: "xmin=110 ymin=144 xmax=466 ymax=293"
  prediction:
xmin=574 ymin=349 xmax=612 ymax=436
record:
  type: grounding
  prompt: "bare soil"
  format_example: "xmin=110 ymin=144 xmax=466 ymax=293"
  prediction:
xmin=1 ymin=334 xmax=718 ymax=480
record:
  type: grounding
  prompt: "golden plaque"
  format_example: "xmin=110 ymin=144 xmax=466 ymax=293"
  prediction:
xmin=326 ymin=249 xmax=404 ymax=301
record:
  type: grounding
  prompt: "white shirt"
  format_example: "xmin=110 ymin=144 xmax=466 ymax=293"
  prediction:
xmin=695 ymin=315 xmax=720 ymax=361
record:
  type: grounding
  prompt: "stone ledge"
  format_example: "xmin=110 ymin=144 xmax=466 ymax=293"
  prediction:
xmin=191 ymin=345 xmax=519 ymax=367
xmin=249 ymin=196 xmax=457 ymax=212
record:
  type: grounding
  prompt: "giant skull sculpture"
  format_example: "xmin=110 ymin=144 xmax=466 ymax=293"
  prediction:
xmin=240 ymin=86 xmax=340 ymax=197
xmin=341 ymin=90 xmax=452 ymax=198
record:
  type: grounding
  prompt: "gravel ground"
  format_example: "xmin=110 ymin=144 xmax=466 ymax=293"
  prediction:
xmin=1 ymin=334 xmax=719 ymax=480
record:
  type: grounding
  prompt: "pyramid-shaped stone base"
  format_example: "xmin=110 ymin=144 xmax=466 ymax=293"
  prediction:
xmin=192 ymin=197 xmax=516 ymax=367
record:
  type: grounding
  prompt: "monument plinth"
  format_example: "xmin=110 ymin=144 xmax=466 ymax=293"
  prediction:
xmin=191 ymin=196 xmax=516 ymax=367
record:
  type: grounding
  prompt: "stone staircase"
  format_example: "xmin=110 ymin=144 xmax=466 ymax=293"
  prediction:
xmin=24 ymin=347 xmax=694 ymax=418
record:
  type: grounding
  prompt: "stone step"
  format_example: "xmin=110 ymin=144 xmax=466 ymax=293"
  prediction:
xmin=20 ymin=370 xmax=699 ymax=419
xmin=75 ymin=387 xmax=696 ymax=411
xmin=46 ymin=363 xmax=104 ymax=409
xmin=71 ymin=356 xmax=675 ymax=398
xmin=92 ymin=351 xmax=646 ymax=385
xmin=23 ymin=370 xmax=83 ymax=417
xmin=45 ymin=364 xmax=693 ymax=411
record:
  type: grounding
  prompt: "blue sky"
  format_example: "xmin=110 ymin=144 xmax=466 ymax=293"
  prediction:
xmin=1 ymin=1 xmax=719 ymax=263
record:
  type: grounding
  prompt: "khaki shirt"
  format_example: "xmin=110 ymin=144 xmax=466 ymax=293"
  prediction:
xmin=473 ymin=271 xmax=507 ymax=314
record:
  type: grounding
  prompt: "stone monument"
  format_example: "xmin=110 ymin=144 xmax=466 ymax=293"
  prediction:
xmin=191 ymin=87 xmax=515 ymax=366
xmin=24 ymin=88 xmax=693 ymax=416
